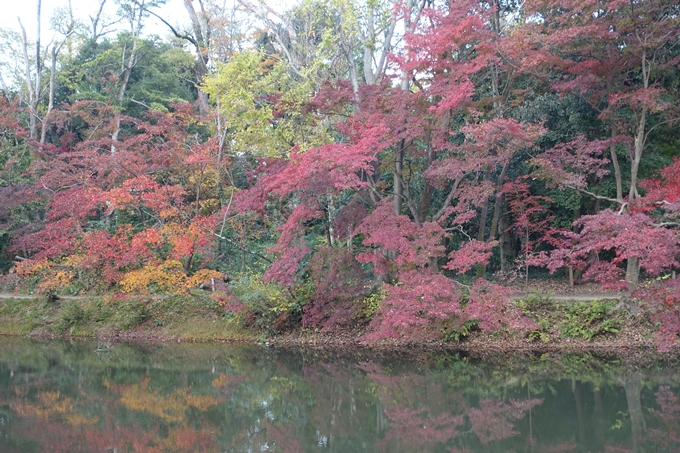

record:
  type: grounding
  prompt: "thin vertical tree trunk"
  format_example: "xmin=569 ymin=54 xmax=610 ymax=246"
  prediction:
xmin=592 ymin=385 xmax=605 ymax=452
xmin=477 ymin=169 xmax=490 ymax=242
xmin=485 ymin=0 xmax=508 ymax=275
xmin=112 ymin=0 xmax=146 ymax=154
xmin=394 ymin=139 xmax=405 ymax=216
xmin=476 ymin=169 xmax=490 ymax=278
xmin=489 ymin=161 xmax=510 ymax=241
xmin=416 ymin=137 xmax=435 ymax=224
xmin=394 ymin=0 xmax=415 ymax=216
xmin=40 ymin=45 xmax=57 ymax=144
xmin=610 ymin=124 xmax=623 ymax=202
xmin=18 ymin=0 xmax=43 ymax=144
xmin=39 ymin=2 xmax=74 ymax=145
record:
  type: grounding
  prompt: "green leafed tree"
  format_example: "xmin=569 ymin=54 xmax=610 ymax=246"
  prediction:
xmin=203 ymin=49 xmax=329 ymax=159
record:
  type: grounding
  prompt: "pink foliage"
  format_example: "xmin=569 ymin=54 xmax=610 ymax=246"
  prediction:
xmin=45 ymin=186 xmax=101 ymax=222
xmin=362 ymin=270 xmax=464 ymax=342
xmin=424 ymin=118 xmax=544 ymax=190
xmin=236 ymin=158 xmax=287 ymax=216
xmin=380 ymin=405 xmax=465 ymax=449
xmin=609 ymin=87 xmax=671 ymax=114
xmin=303 ymin=247 xmax=367 ymax=329
xmin=79 ymin=226 xmax=161 ymax=284
xmin=530 ymin=136 xmax=615 ymax=190
xmin=263 ymin=203 xmax=321 ymax=286
xmin=466 ymin=279 xmax=537 ymax=331
xmin=398 ymin=1 xmax=495 ymax=114
xmin=468 ymin=398 xmax=543 ymax=444
xmin=534 ymin=210 xmax=679 ymax=289
xmin=332 ymin=198 xmax=367 ymax=242
xmin=363 ymin=274 xmax=533 ymax=342
xmin=356 ymin=200 xmax=447 ymax=272
xmin=638 ymin=157 xmax=680 ymax=219
xmin=650 ymin=386 xmax=680 ymax=446
xmin=634 ymin=278 xmax=680 ymax=352
xmin=461 ymin=119 xmax=545 ymax=162
xmin=261 ymin=123 xmax=387 ymax=198
xmin=446 ymin=240 xmax=497 ymax=274
xmin=503 ymin=179 xmax=555 ymax=274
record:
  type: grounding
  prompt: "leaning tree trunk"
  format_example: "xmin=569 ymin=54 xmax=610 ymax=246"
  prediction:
xmin=111 ymin=40 xmax=137 ymax=154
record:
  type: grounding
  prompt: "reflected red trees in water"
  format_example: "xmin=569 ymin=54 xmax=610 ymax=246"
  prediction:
xmin=359 ymin=361 xmax=542 ymax=452
xmin=263 ymin=421 xmax=303 ymax=453
xmin=378 ymin=406 xmax=465 ymax=452
xmin=645 ymin=386 xmax=680 ymax=451
xmin=468 ymin=398 xmax=542 ymax=444
xmin=1 ymin=350 xmax=680 ymax=453
xmin=301 ymin=361 xmax=378 ymax=444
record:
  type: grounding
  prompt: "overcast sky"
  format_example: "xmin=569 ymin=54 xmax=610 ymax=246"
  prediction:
xmin=0 ymin=0 xmax=191 ymax=40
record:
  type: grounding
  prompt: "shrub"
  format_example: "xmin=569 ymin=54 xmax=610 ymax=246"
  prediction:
xmin=227 ymin=272 xmax=300 ymax=334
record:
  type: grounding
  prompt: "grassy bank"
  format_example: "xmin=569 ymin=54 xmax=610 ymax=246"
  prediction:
xmin=0 ymin=290 xmax=668 ymax=356
xmin=0 ymin=292 xmax=256 ymax=342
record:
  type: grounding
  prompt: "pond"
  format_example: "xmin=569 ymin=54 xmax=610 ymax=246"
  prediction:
xmin=0 ymin=339 xmax=677 ymax=452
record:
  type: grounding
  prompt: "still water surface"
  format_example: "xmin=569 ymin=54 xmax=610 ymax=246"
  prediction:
xmin=0 ymin=339 xmax=677 ymax=452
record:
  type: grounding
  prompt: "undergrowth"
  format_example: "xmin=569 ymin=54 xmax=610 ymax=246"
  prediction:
xmin=518 ymin=293 xmax=624 ymax=343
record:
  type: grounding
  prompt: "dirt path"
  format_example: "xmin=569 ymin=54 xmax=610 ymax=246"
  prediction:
xmin=0 ymin=293 xmax=83 ymax=300
xmin=0 ymin=292 xmax=622 ymax=302
xmin=510 ymin=293 xmax=623 ymax=301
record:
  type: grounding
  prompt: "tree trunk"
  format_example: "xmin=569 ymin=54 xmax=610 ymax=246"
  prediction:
xmin=477 ymin=169 xmax=490 ymax=242
xmin=625 ymin=128 xmax=644 ymax=289
xmin=18 ymin=0 xmax=43 ymax=145
xmin=183 ymin=0 xmax=210 ymax=114
xmin=499 ymin=212 xmax=513 ymax=274
xmin=40 ymin=45 xmax=58 ymax=144
xmin=592 ymin=385 xmax=605 ymax=452
xmin=111 ymin=39 xmax=138 ymax=153
xmin=394 ymin=139 xmax=405 ymax=215
xmin=183 ymin=253 xmax=193 ymax=276
xmin=112 ymin=0 xmax=146 ymax=154
xmin=394 ymin=0 xmax=414 ymax=216
xmin=489 ymin=161 xmax=510 ymax=243
xmin=476 ymin=170 xmax=490 ymax=278
xmin=416 ymin=138 xmax=435 ymax=224
xmin=610 ymin=124 xmax=623 ymax=202
xmin=626 ymin=257 xmax=640 ymax=293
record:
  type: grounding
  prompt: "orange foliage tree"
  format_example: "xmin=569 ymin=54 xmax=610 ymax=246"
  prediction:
xmin=11 ymin=102 xmax=228 ymax=294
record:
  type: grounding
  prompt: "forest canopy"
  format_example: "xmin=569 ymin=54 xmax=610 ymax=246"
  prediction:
xmin=1 ymin=0 xmax=679 ymax=348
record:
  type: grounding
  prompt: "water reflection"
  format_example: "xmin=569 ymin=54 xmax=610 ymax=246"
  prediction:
xmin=0 ymin=339 xmax=677 ymax=452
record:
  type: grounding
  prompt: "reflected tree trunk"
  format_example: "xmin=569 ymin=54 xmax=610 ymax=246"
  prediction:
xmin=592 ymin=384 xmax=604 ymax=452
xmin=376 ymin=398 xmax=387 ymax=436
xmin=622 ymin=371 xmax=646 ymax=453
xmin=572 ymin=379 xmax=587 ymax=453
